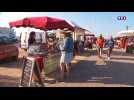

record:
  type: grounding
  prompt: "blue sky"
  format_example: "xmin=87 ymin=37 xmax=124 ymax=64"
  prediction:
xmin=0 ymin=12 xmax=134 ymax=37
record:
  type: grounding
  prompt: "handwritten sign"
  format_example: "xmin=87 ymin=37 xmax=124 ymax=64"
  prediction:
xmin=19 ymin=57 xmax=34 ymax=87
xmin=19 ymin=57 xmax=44 ymax=87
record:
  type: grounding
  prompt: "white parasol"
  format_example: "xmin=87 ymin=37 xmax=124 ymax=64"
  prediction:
xmin=117 ymin=30 xmax=134 ymax=37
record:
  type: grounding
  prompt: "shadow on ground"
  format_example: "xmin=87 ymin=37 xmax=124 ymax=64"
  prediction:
xmin=48 ymin=49 xmax=134 ymax=86
xmin=111 ymin=57 xmax=134 ymax=61
xmin=78 ymin=49 xmax=97 ymax=57
xmin=0 ymin=74 xmax=19 ymax=87
xmin=63 ymin=60 xmax=134 ymax=86
xmin=112 ymin=49 xmax=134 ymax=57
xmin=0 ymin=58 xmax=23 ymax=68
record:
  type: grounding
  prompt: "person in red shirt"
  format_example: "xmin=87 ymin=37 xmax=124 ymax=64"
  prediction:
xmin=96 ymin=34 xmax=105 ymax=58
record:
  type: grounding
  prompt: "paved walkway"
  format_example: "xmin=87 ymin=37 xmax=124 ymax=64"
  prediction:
xmin=46 ymin=49 xmax=134 ymax=87
xmin=0 ymin=48 xmax=134 ymax=87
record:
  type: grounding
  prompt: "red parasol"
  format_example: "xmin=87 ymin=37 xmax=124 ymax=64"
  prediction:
xmin=9 ymin=16 xmax=74 ymax=31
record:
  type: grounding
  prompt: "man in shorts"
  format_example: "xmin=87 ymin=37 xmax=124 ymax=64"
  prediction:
xmin=59 ymin=29 xmax=73 ymax=81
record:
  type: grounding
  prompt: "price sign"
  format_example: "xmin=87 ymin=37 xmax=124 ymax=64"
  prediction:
xmin=19 ymin=57 xmax=44 ymax=87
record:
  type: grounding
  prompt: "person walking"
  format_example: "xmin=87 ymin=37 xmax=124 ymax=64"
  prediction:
xmin=106 ymin=36 xmax=114 ymax=60
xmin=59 ymin=29 xmax=73 ymax=81
xmin=77 ymin=37 xmax=83 ymax=53
xmin=96 ymin=34 xmax=105 ymax=58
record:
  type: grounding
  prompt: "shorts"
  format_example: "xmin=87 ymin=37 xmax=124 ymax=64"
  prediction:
xmin=60 ymin=53 xmax=73 ymax=64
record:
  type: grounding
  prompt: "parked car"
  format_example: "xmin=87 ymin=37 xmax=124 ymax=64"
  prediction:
xmin=0 ymin=36 xmax=19 ymax=61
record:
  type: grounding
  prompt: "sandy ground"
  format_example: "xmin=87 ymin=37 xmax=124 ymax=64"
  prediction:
xmin=0 ymin=48 xmax=26 ymax=87
xmin=0 ymin=48 xmax=134 ymax=87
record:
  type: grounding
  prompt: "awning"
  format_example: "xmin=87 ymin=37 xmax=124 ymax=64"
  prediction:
xmin=9 ymin=16 xmax=74 ymax=31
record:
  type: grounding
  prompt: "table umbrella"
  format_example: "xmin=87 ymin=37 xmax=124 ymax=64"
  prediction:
xmin=117 ymin=30 xmax=134 ymax=37
xmin=9 ymin=16 xmax=74 ymax=31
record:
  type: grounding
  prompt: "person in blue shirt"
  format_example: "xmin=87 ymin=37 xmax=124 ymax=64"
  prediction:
xmin=105 ymin=36 xmax=114 ymax=60
xmin=59 ymin=29 xmax=73 ymax=81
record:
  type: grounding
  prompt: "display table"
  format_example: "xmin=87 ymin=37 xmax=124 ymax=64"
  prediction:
xmin=44 ymin=53 xmax=60 ymax=75
xmin=126 ymin=45 xmax=134 ymax=53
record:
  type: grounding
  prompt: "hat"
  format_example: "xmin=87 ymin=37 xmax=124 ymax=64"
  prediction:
xmin=63 ymin=28 xmax=69 ymax=31
xmin=63 ymin=28 xmax=72 ymax=34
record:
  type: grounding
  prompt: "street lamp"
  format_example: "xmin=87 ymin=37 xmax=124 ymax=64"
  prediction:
xmin=126 ymin=26 xmax=129 ymax=30
xmin=126 ymin=26 xmax=134 ymax=30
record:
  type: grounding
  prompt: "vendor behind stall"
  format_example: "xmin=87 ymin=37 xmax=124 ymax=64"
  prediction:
xmin=27 ymin=31 xmax=47 ymax=86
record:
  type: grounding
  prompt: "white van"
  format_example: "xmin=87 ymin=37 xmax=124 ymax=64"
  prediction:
xmin=15 ymin=27 xmax=46 ymax=49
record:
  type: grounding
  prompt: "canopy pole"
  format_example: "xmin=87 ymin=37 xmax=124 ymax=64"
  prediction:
xmin=44 ymin=30 xmax=48 ymax=44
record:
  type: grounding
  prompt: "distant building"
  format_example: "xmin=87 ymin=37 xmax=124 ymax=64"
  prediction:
xmin=67 ymin=20 xmax=94 ymax=41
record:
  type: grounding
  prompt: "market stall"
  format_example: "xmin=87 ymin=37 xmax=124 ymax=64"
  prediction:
xmin=117 ymin=30 xmax=134 ymax=53
xmin=9 ymin=16 xmax=74 ymax=75
xmin=84 ymin=31 xmax=95 ymax=49
xmin=9 ymin=17 xmax=74 ymax=31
